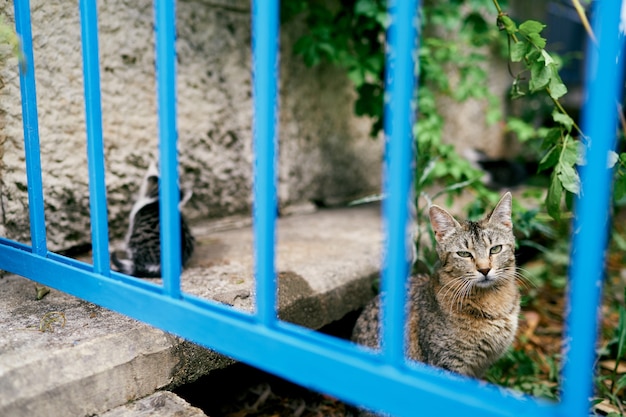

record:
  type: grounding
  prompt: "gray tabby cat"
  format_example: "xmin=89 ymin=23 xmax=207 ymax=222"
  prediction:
xmin=111 ymin=161 xmax=195 ymax=278
xmin=352 ymin=192 xmax=519 ymax=378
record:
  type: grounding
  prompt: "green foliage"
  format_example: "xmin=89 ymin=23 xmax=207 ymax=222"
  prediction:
xmin=495 ymin=1 xmax=626 ymax=222
xmin=284 ymin=0 xmax=502 ymax=143
xmin=485 ymin=348 xmax=560 ymax=401
xmin=284 ymin=0 xmax=387 ymax=134
xmin=496 ymin=8 xmax=580 ymax=219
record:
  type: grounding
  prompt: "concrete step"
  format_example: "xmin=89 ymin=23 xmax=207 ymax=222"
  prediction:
xmin=99 ymin=391 xmax=208 ymax=417
xmin=0 ymin=205 xmax=381 ymax=417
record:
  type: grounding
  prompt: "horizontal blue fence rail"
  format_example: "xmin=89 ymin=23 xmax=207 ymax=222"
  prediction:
xmin=1 ymin=0 xmax=623 ymax=416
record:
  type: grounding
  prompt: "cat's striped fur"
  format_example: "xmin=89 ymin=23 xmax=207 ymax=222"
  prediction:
xmin=111 ymin=161 xmax=195 ymax=278
xmin=352 ymin=192 xmax=519 ymax=378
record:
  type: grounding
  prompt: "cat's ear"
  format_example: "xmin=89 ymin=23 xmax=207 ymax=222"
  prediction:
xmin=487 ymin=192 xmax=513 ymax=229
xmin=429 ymin=205 xmax=461 ymax=242
xmin=137 ymin=160 xmax=160 ymax=202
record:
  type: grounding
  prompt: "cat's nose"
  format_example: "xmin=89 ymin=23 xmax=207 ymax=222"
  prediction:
xmin=478 ymin=268 xmax=491 ymax=277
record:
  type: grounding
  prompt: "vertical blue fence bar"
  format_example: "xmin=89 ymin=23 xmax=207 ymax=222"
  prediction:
xmin=252 ymin=0 xmax=279 ymax=327
xmin=79 ymin=0 xmax=110 ymax=276
xmin=561 ymin=1 xmax=624 ymax=416
xmin=154 ymin=0 xmax=182 ymax=298
xmin=381 ymin=0 xmax=418 ymax=366
xmin=13 ymin=0 xmax=47 ymax=256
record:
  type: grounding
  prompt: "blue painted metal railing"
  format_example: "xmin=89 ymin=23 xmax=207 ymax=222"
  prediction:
xmin=2 ymin=0 xmax=624 ymax=416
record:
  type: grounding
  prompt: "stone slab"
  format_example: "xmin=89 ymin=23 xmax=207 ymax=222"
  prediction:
xmin=0 ymin=205 xmax=381 ymax=417
xmin=99 ymin=391 xmax=208 ymax=417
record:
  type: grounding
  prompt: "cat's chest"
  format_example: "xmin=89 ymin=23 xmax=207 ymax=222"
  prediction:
xmin=453 ymin=307 xmax=519 ymax=353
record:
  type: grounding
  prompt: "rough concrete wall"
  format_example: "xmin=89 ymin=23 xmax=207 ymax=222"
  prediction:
xmin=422 ymin=2 xmax=510 ymax=159
xmin=436 ymin=58 xmax=510 ymax=159
xmin=0 ymin=0 xmax=381 ymax=251
xmin=0 ymin=0 xmax=92 ymax=250
xmin=279 ymin=30 xmax=380 ymax=207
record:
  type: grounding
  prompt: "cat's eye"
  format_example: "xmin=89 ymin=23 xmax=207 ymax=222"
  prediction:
xmin=490 ymin=245 xmax=503 ymax=254
xmin=456 ymin=251 xmax=472 ymax=258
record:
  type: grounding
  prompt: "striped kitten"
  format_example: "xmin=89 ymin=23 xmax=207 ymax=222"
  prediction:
xmin=111 ymin=161 xmax=195 ymax=278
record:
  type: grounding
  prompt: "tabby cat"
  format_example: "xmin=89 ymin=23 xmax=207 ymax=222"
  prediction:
xmin=111 ymin=161 xmax=195 ymax=278
xmin=352 ymin=192 xmax=519 ymax=378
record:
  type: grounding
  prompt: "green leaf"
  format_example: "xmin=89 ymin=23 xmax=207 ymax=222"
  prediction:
xmin=525 ymin=49 xmax=542 ymax=64
xmin=614 ymin=172 xmax=626 ymax=200
xmin=552 ymin=110 xmax=574 ymax=132
xmin=347 ymin=67 xmax=365 ymax=87
xmin=548 ymin=79 xmax=568 ymax=100
xmin=541 ymin=127 xmax=562 ymax=149
xmin=618 ymin=300 xmax=626 ymax=359
xmin=561 ymin=137 xmax=579 ymax=166
xmin=529 ymin=61 xmax=550 ymax=91
xmin=464 ymin=12 xmax=490 ymax=46
xmin=355 ymin=0 xmax=379 ymax=17
xmin=510 ymin=41 xmax=528 ymax=62
xmin=547 ymin=172 xmax=563 ymax=220
xmin=506 ymin=117 xmax=536 ymax=142
xmin=548 ymin=67 xmax=568 ymax=99
xmin=591 ymin=398 xmax=605 ymax=406
xmin=486 ymin=105 xmax=502 ymax=126
xmin=519 ymin=20 xmax=546 ymax=36
xmin=553 ymin=136 xmax=581 ymax=196
xmin=526 ymin=32 xmax=547 ymax=49
xmin=375 ymin=11 xmax=388 ymax=28
xmin=613 ymin=229 xmax=626 ymax=251
xmin=538 ymin=146 xmax=559 ymax=172
xmin=556 ymin=163 xmax=580 ymax=194
xmin=540 ymin=49 xmax=554 ymax=66
xmin=316 ymin=42 xmax=336 ymax=60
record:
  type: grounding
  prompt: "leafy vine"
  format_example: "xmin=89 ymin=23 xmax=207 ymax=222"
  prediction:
xmin=494 ymin=0 xmax=626 ymax=220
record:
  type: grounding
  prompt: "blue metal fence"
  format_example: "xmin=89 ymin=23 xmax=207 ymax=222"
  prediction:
xmin=2 ymin=0 xmax=624 ymax=416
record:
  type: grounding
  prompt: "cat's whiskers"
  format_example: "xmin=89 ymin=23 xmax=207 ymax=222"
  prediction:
xmin=510 ymin=266 xmax=536 ymax=290
xmin=448 ymin=282 xmax=462 ymax=314
xmin=437 ymin=277 xmax=468 ymax=306
xmin=457 ymin=279 xmax=475 ymax=313
xmin=448 ymin=282 xmax=465 ymax=315
xmin=437 ymin=279 xmax=464 ymax=313
xmin=437 ymin=282 xmax=459 ymax=310
xmin=443 ymin=277 xmax=475 ymax=315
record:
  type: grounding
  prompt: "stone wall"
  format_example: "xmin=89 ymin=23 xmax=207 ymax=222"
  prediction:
xmin=0 ymin=0 xmax=381 ymax=251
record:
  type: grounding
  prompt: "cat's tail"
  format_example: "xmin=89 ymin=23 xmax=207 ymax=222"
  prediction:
xmin=179 ymin=186 xmax=193 ymax=209
xmin=111 ymin=250 xmax=135 ymax=276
